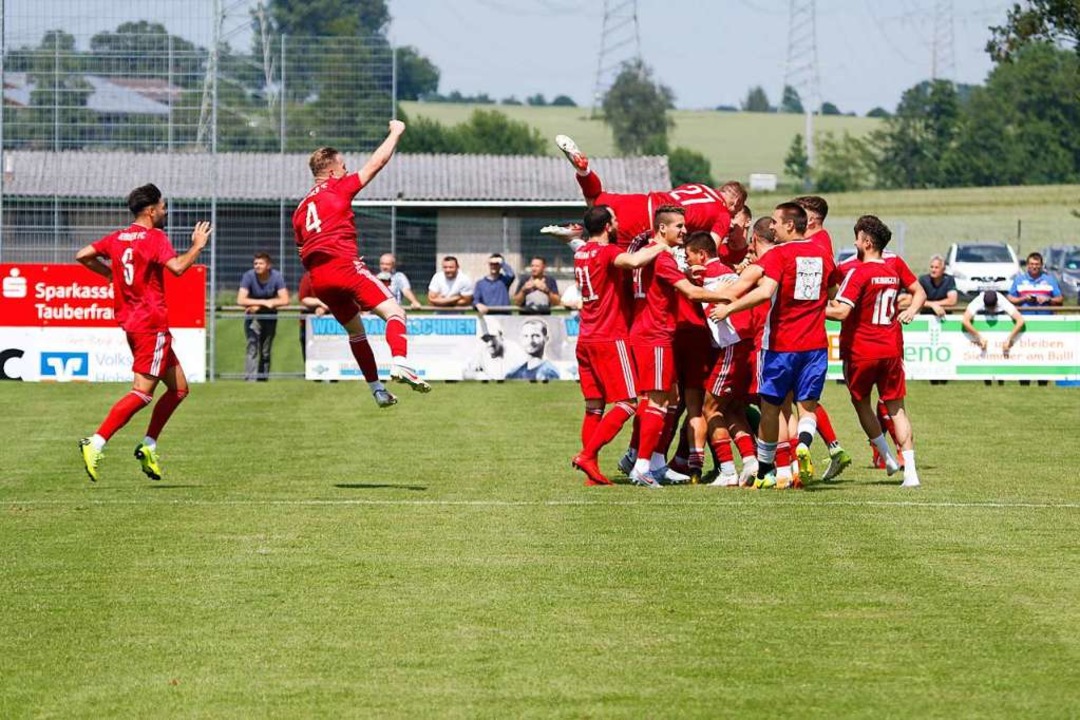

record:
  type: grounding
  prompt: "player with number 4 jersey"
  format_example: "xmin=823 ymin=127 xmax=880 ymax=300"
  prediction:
xmin=75 ymin=183 xmax=212 ymax=483
xmin=292 ymin=120 xmax=430 ymax=405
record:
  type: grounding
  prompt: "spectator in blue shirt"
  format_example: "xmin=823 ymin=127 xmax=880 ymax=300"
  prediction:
xmin=1007 ymin=252 xmax=1062 ymax=314
xmin=237 ymin=252 xmax=290 ymax=381
xmin=472 ymin=253 xmax=516 ymax=315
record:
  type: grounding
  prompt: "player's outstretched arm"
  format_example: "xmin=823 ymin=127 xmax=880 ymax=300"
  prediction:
xmin=716 ymin=265 xmax=764 ymax=303
xmin=166 ymin=221 xmax=212 ymax=277
xmin=75 ymin=244 xmax=112 ymax=281
xmin=357 ymin=120 xmax=406 ymax=187
xmin=826 ymin=299 xmax=852 ymax=322
xmin=711 ymin=277 xmax=778 ymax=322
xmin=674 ymin=278 xmax=738 ymax=305
xmin=613 ymin=242 xmax=666 ymax=270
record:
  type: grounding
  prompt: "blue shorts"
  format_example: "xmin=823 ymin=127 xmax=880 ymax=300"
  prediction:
xmin=758 ymin=348 xmax=828 ymax=405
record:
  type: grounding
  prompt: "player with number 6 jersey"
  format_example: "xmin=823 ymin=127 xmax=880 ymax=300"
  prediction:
xmin=75 ymin=183 xmax=212 ymax=483
xmin=292 ymin=120 xmax=430 ymax=406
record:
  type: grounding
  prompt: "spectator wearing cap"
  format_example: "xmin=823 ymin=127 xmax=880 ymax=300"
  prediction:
xmin=472 ymin=254 xmax=516 ymax=315
xmin=378 ymin=253 xmax=421 ymax=309
xmin=513 ymin=256 xmax=560 ymax=315
xmin=1007 ymin=252 xmax=1062 ymax=315
xmin=463 ymin=316 xmax=525 ymax=381
xmin=918 ymin=254 xmax=959 ymax=317
xmin=962 ymin=290 xmax=1026 ymax=357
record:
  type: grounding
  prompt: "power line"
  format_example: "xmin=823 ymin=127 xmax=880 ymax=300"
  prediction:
xmin=591 ymin=0 xmax=641 ymax=114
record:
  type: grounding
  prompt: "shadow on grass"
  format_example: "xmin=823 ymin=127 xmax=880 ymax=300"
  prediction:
xmin=333 ymin=483 xmax=427 ymax=491
xmin=146 ymin=484 xmax=203 ymax=490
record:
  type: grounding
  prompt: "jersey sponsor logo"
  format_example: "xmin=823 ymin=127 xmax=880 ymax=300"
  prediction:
xmin=40 ymin=351 xmax=90 ymax=381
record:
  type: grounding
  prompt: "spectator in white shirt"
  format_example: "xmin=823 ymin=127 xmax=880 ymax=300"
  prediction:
xmin=962 ymin=290 xmax=1025 ymax=356
xmin=428 ymin=256 xmax=474 ymax=309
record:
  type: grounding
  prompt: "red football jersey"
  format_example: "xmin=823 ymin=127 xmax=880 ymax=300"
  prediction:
xmin=806 ymin=227 xmax=834 ymax=258
xmin=834 ymin=257 xmax=917 ymax=360
xmin=574 ymin=241 xmax=631 ymax=343
xmin=292 ymin=173 xmax=364 ymax=268
xmin=91 ymin=224 xmax=177 ymax=333
xmin=668 ymin=183 xmax=732 ymax=239
xmin=758 ymin=239 xmax=837 ymax=352
xmin=630 ymin=246 xmax=685 ymax=346
xmin=718 ymin=235 xmax=750 ymax=267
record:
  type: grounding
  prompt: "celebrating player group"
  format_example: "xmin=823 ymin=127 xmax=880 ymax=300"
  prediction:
xmin=556 ymin=134 xmax=926 ymax=490
xmin=73 ymin=119 xmax=924 ymax=490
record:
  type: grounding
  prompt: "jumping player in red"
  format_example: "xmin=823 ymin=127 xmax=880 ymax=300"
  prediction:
xmin=552 ymin=134 xmax=747 ymax=248
xmin=570 ymin=205 xmax=668 ymax=486
xmin=76 ymin=183 xmax=212 ymax=482
xmin=827 ymin=215 xmax=925 ymax=487
xmin=293 ymin=120 xmax=429 ymax=407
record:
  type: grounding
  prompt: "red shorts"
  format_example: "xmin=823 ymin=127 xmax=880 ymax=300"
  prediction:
xmin=308 ymin=257 xmax=395 ymax=326
xmin=707 ymin=340 xmax=753 ymax=400
xmin=630 ymin=344 xmax=677 ymax=393
xmin=596 ymin=192 xmax=652 ymax=248
xmin=674 ymin=326 xmax=714 ymax=390
xmin=127 ymin=331 xmax=179 ymax=378
xmin=843 ymin=356 xmax=907 ymax=402
xmin=577 ymin=340 xmax=637 ymax=403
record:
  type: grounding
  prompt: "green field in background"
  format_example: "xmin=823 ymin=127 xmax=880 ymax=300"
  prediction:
xmin=398 ymin=102 xmax=880 ymax=185
xmin=2 ymin=380 xmax=1078 ymax=717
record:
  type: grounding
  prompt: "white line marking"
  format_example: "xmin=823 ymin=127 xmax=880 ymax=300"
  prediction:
xmin=5 ymin=498 xmax=1078 ymax=509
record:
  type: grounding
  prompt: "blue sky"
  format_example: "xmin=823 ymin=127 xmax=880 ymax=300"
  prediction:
xmin=6 ymin=0 xmax=1014 ymax=114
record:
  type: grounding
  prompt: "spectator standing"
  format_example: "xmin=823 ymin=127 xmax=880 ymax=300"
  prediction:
xmin=237 ymin=252 xmax=290 ymax=381
xmin=918 ymin=254 xmax=959 ymax=316
xmin=427 ymin=256 xmax=474 ymax=310
xmin=472 ymin=253 xmax=516 ymax=314
xmin=1007 ymin=252 xmax=1063 ymax=314
xmin=298 ymin=271 xmax=330 ymax=362
xmin=513 ymin=256 xmax=560 ymax=314
xmin=378 ymin=253 xmax=421 ymax=309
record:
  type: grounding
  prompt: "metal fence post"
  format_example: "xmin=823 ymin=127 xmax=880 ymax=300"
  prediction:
xmin=208 ymin=0 xmax=221 ymax=382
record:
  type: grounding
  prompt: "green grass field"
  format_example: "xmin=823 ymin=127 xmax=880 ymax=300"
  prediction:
xmin=2 ymin=380 xmax=1078 ymax=717
xmin=398 ymin=102 xmax=880 ymax=186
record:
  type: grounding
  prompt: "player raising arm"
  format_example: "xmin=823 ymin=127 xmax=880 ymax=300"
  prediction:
xmin=293 ymin=120 xmax=430 ymax=407
xmin=826 ymin=215 xmax=925 ymax=487
xmin=75 ymin=183 xmax=212 ymax=482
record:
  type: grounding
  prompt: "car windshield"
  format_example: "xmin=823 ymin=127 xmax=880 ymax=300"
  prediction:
xmin=1063 ymin=253 xmax=1080 ymax=271
xmin=955 ymin=245 xmax=1013 ymax=263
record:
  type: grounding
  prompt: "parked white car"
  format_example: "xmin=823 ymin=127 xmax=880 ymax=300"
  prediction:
xmin=944 ymin=242 xmax=1020 ymax=295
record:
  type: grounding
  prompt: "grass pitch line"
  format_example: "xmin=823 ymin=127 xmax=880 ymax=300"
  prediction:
xmin=6 ymin=498 xmax=1079 ymax=510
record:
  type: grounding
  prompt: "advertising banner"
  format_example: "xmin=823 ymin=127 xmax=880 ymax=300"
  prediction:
xmin=307 ymin=313 xmax=1079 ymax=383
xmin=0 ymin=263 xmax=207 ymax=382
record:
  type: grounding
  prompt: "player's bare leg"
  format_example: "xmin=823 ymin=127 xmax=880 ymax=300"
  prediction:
xmin=884 ymin=399 xmax=920 ymax=487
xmin=135 ymin=365 xmax=190 ymax=480
xmin=372 ymin=299 xmax=431 ymax=394
xmin=851 ymin=396 xmax=902 ymax=476
xmin=80 ymin=372 xmax=158 ymax=482
xmin=682 ymin=387 xmax=707 ymax=484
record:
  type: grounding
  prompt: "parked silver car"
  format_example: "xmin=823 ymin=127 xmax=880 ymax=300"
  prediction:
xmin=944 ymin=242 xmax=1020 ymax=295
xmin=1043 ymin=244 xmax=1080 ymax=302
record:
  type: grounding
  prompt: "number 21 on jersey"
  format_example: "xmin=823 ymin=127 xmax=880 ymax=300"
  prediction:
xmin=304 ymin=202 xmax=322 ymax=233
xmin=575 ymin=266 xmax=598 ymax=302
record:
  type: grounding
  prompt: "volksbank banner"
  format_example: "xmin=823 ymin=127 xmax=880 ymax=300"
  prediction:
xmin=306 ymin=314 xmax=1080 ymax=383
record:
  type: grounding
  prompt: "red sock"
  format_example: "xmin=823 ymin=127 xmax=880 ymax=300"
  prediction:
xmin=349 ymin=334 xmax=379 ymax=383
xmin=636 ymin=404 xmax=667 ymax=462
xmin=776 ymin=441 xmax=792 ymax=468
xmin=814 ymin=405 xmax=838 ymax=446
xmin=96 ymin=390 xmax=153 ymax=440
xmin=576 ymin=171 xmax=603 ymax=201
xmin=709 ymin=437 xmax=734 ymax=464
xmin=385 ymin=316 xmax=407 ymax=358
xmin=734 ymin=433 xmax=756 ymax=460
xmin=629 ymin=401 xmax=646 ymax=454
xmin=877 ymin=400 xmax=900 ymax=447
xmin=145 ymin=388 xmax=188 ymax=441
xmin=583 ymin=402 xmax=635 ymax=458
xmin=581 ymin=408 xmax=603 ymax=447
xmin=657 ymin=406 xmax=680 ymax=457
